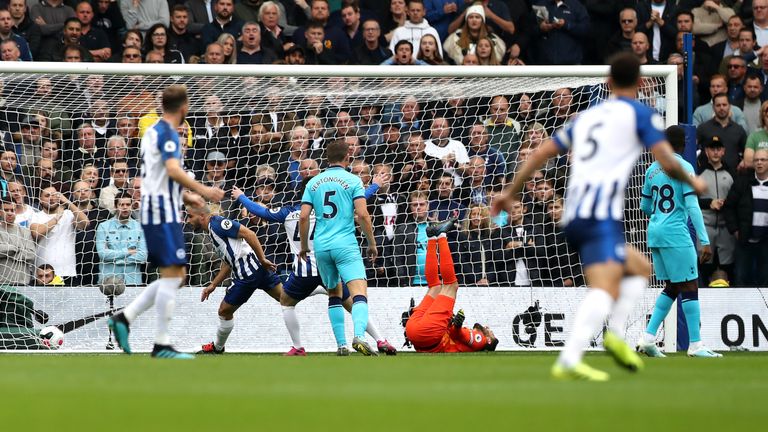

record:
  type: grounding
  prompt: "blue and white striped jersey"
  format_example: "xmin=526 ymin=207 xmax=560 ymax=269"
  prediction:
xmin=140 ymin=119 xmax=183 ymax=225
xmin=552 ymin=96 xmax=665 ymax=226
xmin=208 ymin=215 xmax=263 ymax=281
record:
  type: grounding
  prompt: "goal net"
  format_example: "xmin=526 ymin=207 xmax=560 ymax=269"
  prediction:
xmin=0 ymin=63 xmax=677 ymax=352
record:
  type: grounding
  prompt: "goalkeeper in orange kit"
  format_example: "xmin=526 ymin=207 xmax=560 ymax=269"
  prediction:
xmin=404 ymin=218 xmax=499 ymax=353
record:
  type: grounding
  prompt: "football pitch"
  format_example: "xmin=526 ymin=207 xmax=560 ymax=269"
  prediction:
xmin=2 ymin=352 xmax=766 ymax=432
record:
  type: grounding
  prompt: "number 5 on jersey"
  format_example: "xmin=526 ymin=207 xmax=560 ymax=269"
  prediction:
xmin=322 ymin=191 xmax=338 ymax=219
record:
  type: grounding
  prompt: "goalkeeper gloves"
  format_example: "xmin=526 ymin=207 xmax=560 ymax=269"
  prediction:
xmin=450 ymin=309 xmax=465 ymax=329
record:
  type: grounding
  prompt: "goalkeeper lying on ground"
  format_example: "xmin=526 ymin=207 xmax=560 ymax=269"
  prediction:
xmin=404 ymin=218 xmax=499 ymax=353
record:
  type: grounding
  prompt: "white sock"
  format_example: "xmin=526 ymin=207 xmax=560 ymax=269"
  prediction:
xmin=282 ymin=306 xmax=302 ymax=348
xmin=123 ymin=279 xmax=161 ymax=323
xmin=215 ymin=317 xmax=234 ymax=350
xmin=558 ymin=289 xmax=614 ymax=368
xmin=365 ymin=318 xmax=382 ymax=341
xmin=608 ymin=276 xmax=647 ymax=336
xmin=642 ymin=332 xmax=656 ymax=345
xmin=309 ymin=287 xmax=327 ymax=297
xmin=153 ymin=277 xmax=182 ymax=346
xmin=688 ymin=341 xmax=703 ymax=352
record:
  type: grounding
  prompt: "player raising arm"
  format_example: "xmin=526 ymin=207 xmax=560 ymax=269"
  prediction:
xmin=108 ymin=84 xmax=225 ymax=359
xmin=232 ymin=176 xmax=397 ymax=356
xmin=299 ymin=139 xmax=379 ymax=356
xmin=494 ymin=53 xmax=707 ymax=381
xmin=637 ymin=127 xmax=720 ymax=358
xmin=184 ymin=202 xmax=284 ymax=354
xmin=404 ymin=218 xmax=499 ymax=353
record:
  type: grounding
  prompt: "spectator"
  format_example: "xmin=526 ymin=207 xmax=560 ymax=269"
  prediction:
xmin=494 ymin=198 xmax=537 ymax=286
xmin=71 ymin=179 xmax=110 ymax=286
xmin=168 ymin=5 xmax=202 ymax=63
xmin=467 ymin=123 xmax=505 ymax=186
xmin=531 ymin=0 xmax=590 ymax=65
xmin=109 ymin=29 xmax=142 ymax=62
xmin=202 ymin=151 xmax=237 ymax=218
xmin=38 ymin=16 xmax=88 ymax=62
xmin=389 ymin=0 xmax=440 ymax=60
xmin=79 ymin=164 xmax=101 ymax=193
xmin=30 ymin=0 xmax=76 ymax=45
xmin=127 ymin=177 xmax=141 ymax=220
xmin=143 ymin=23 xmax=184 ymax=64
xmin=14 ymin=116 xmax=42 ymax=168
xmin=237 ymin=22 xmax=276 ymax=64
xmin=301 ymin=21 xmax=335 ymax=64
xmin=202 ymin=40 xmax=225 ymax=64
xmin=9 ymin=0 xmax=42 ymax=59
xmin=338 ymin=1 xmax=363 ymax=47
xmin=119 ymin=0 xmax=170 ymax=34
xmin=425 ymin=116 xmax=470 ymax=187
xmin=25 ymin=158 xmax=64 ymax=204
xmin=475 ymin=36 xmax=500 ymax=65
xmin=0 ymin=150 xmax=19 ymax=184
xmin=731 ymin=28 xmax=761 ymax=71
xmin=456 ymin=155 xmax=490 ymax=207
xmin=209 ymin=111 xmax=246 ymax=167
xmin=284 ymin=43 xmax=305 ymax=64
xmin=542 ymin=87 xmax=575 ymax=135
xmin=258 ymin=1 xmax=291 ymax=58
xmin=0 ymin=195 xmax=35 ymax=286
xmin=382 ymin=0 xmax=407 ymax=43
xmin=393 ymin=190 xmax=430 ymax=286
xmin=185 ymin=0 xmax=214 ymax=34
xmin=484 ymin=95 xmax=521 ymax=165
xmin=745 ymin=101 xmax=768 ymax=168
xmin=429 ymin=173 xmax=466 ymax=222
xmin=95 ymin=192 xmax=147 ymax=285
xmin=632 ymin=32 xmax=655 ymax=65
xmin=639 ymin=0 xmax=677 ymax=64
xmin=416 ymin=32 xmax=444 ymax=65
xmin=725 ymin=55 xmax=748 ymax=104
xmin=366 ymin=121 xmax=409 ymax=172
xmin=693 ymin=75 xmax=748 ymax=129
xmin=29 ymin=185 xmax=89 ymax=281
xmin=98 ymin=160 xmax=130 ymax=213
xmin=697 ymin=136 xmax=737 ymax=285
xmin=293 ymin=0 xmax=352 ymax=64
xmin=381 ymin=39 xmax=427 ymax=65
xmin=457 ymin=203 xmax=498 ymax=286
xmin=754 ymin=0 xmax=768 ymax=47
xmin=696 ymin=93 xmax=748 ymax=171
xmin=92 ymin=0 xmax=126 ymax=53
xmin=76 ymin=1 xmax=110 ymax=62
xmin=357 ymin=103 xmax=383 ymax=147
xmin=68 ymin=122 xmax=100 ymax=175
xmin=537 ymin=195 xmax=582 ymax=287
xmin=444 ymin=4 xmax=505 ymax=65
xmin=723 ymin=149 xmax=768 ymax=286
xmin=0 ymin=9 xmax=32 ymax=61
xmin=734 ymin=75 xmax=766 ymax=134
xmin=691 ymin=0 xmax=734 ymax=48
xmin=201 ymin=0 xmax=243 ymax=46
xmin=7 ymin=180 xmax=38 ymax=228
xmin=120 ymin=44 xmax=142 ymax=63
xmin=425 ymin=1 xmax=459 ymax=41
xmin=605 ymin=8 xmax=639 ymax=61
xmin=216 ymin=31 xmax=237 ymax=63
xmin=710 ymin=15 xmax=744 ymax=64
xmin=34 ymin=263 xmax=64 ymax=286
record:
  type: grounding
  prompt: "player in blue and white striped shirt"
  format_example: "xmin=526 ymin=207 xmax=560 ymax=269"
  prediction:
xmin=231 ymin=176 xmax=397 ymax=356
xmin=184 ymin=203 xmax=282 ymax=354
xmin=495 ymin=53 xmax=708 ymax=381
xmin=108 ymin=85 xmax=225 ymax=359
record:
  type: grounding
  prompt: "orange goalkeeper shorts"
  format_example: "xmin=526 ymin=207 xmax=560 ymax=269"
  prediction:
xmin=405 ymin=295 xmax=455 ymax=351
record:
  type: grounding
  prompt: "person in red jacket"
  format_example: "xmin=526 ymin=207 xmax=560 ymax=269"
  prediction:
xmin=405 ymin=218 xmax=498 ymax=353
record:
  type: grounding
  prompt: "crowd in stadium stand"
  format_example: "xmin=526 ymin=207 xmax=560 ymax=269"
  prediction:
xmin=0 ymin=1 xmax=767 ymax=289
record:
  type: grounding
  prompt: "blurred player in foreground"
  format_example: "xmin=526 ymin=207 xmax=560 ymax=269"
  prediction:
xmin=109 ymin=85 xmax=225 ymax=359
xmin=494 ymin=53 xmax=708 ymax=381
xmin=232 ymin=180 xmax=396 ymax=356
xmin=404 ymin=218 xmax=499 ymax=353
xmin=299 ymin=140 xmax=379 ymax=355
xmin=184 ymin=202 xmax=283 ymax=354
xmin=638 ymin=128 xmax=721 ymax=358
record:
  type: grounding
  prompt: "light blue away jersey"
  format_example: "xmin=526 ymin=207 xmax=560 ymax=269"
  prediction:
xmin=641 ymin=154 xmax=708 ymax=248
xmin=301 ymin=166 xmax=365 ymax=252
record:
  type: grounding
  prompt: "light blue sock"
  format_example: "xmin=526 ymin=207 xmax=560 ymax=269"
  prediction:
xmin=681 ymin=292 xmax=702 ymax=344
xmin=645 ymin=291 xmax=674 ymax=337
xmin=327 ymin=297 xmax=346 ymax=347
xmin=351 ymin=295 xmax=369 ymax=339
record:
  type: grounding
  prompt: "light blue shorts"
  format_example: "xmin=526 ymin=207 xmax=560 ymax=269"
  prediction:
xmin=315 ymin=247 xmax=366 ymax=289
xmin=651 ymin=246 xmax=698 ymax=283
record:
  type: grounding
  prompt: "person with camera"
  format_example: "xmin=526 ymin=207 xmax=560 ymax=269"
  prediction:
xmin=404 ymin=218 xmax=499 ymax=353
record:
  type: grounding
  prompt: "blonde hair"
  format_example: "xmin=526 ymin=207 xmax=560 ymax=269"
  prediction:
xmin=522 ymin=122 xmax=548 ymax=148
xmin=216 ymin=33 xmax=238 ymax=64
xmin=761 ymin=100 xmax=768 ymax=128
xmin=476 ymin=37 xmax=499 ymax=65
xmin=461 ymin=203 xmax=494 ymax=233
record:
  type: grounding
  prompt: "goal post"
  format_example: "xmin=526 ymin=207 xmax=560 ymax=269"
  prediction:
xmin=0 ymin=62 xmax=679 ymax=352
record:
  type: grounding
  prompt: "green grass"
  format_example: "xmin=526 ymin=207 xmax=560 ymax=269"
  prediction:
xmin=2 ymin=352 xmax=767 ymax=431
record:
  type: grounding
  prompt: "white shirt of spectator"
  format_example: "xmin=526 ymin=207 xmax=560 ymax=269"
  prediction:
xmin=14 ymin=204 xmax=39 ymax=228
xmin=651 ymin=2 xmax=666 ymax=61
xmin=30 ymin=209 xmax=77 ymax=277
xmin=425 ymin=138 xmax=470 ymax=187
xmin=755 ymin=22 xmax=768 ymax=48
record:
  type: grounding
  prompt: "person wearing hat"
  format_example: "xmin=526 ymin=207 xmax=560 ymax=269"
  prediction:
xmin=442 ymin=3 xmax=505 ymax=65
xmin=203 ymin=151 xmax=238 ymax=219
xmin=283 ymin=43 xmax=305 ymax=64
xmin=697 ymin=135 xmax=737 ymax=285
xmin=388 ymin=0 xmax=441 ymax=60
xmin=14 ymin=115 xmax=42 ymax=168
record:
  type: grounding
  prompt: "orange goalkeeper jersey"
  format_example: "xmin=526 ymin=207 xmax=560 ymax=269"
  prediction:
xmin=419 ymin=326 xmax=489 ymax=353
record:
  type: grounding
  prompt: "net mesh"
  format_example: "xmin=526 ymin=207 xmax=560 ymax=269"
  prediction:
xmin=0 ymin=67 xmax=670 ymax=351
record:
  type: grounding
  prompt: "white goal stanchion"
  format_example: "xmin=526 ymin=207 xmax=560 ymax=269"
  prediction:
xmin=0 ymin=63 xmax=680 ymax=352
